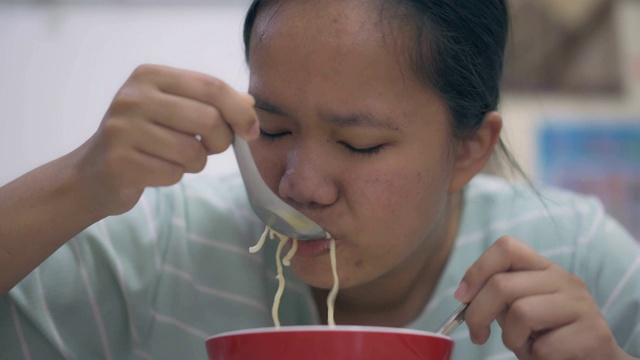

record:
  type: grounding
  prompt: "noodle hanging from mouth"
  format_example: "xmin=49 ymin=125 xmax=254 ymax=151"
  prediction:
xmin=327 ymin=237 xmax=339 ymax=326
xmin=272 ymin=235 xmax=288 ymax=327
xmin=249 ymin=228 xmax=337 ymax=327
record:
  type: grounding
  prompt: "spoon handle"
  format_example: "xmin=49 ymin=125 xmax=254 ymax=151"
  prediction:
xmin=435 ymin=303 xmax=468 ymax=336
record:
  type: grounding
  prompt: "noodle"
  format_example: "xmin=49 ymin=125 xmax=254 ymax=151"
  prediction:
xmin=282 ymin=239 xmax=298 ymax=266
xmin=326 ymin=238 xmax=339 ymax=326
xmin=271 ymin=235 xmax=288 ymax=327
xmin=249 ymin=228 xmax=338 ymax=328
xmin=249 ymin=227 xmax=270 ymax=253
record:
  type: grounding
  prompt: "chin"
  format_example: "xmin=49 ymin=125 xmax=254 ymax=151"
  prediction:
xmin=292 ymin=258 xmax=350 ymax=289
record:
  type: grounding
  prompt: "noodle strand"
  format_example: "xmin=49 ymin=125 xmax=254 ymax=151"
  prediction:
xmin=282 ymin=238 xmax=298 ymax=266
xmin=327 ymin=238 xmax=339 ymax=326
xmin=249 ymin=227 xmax=269 ymax=253
xmin=272 ymin=235 xmax=288 ymax=327
xmin=250 ymin=227 xmax=338 ymax=328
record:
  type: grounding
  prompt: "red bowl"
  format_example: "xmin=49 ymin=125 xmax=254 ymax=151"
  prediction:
xmin=205 ymin=325 xmax=453 ymax=360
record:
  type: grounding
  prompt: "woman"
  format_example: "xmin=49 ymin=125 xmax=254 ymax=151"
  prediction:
xmin=1 ymin=0 xmax=639 ymax=359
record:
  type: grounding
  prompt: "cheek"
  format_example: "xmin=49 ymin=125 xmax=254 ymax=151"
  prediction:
xmin=349 ymin=163 xmax=450 ymax=223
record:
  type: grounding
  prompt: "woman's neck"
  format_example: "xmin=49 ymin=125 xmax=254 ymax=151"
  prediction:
xmin=313 ymin=192 xmax=463 ymax=327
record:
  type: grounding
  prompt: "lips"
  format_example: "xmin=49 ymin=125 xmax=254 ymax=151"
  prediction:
xmin=292 ymin=238 xmax=335 ymax=258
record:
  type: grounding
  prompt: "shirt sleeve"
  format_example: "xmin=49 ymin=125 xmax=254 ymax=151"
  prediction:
xmin=576 ymin=200 xmax=640 ymax=357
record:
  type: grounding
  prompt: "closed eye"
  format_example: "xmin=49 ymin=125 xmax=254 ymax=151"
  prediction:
xmin=260 ymin=128 xmax=291 ymax=140
xmin=339 ymin=142 xmax=385 ymax=156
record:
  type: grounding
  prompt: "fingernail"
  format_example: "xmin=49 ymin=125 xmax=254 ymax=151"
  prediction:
xmin=454 ymin=281 xmax=468 ymax=301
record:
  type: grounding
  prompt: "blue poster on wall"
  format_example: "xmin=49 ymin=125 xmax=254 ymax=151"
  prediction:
xmin=538 ymin=120 xmax=640 ymax=241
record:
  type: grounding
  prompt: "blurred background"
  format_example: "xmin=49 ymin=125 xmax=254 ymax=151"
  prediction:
xmin=1 ymin=0 xmax=639 ymax=237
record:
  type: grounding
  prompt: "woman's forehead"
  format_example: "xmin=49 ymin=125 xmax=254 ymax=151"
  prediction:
xmin=247 ymin=0 xmax=447 ymax=128
xmin=250 ymin=0 xmax=405 ymax=54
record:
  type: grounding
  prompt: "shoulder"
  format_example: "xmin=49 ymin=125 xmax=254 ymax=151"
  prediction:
xmin=460 ymin=174 xmax=615 ymax=267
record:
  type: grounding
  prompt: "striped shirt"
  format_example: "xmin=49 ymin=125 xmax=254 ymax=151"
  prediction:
xmin=1 ymin=173 xmax=639 ymax=359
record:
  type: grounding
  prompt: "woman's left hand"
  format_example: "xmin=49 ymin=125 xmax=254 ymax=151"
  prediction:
xmin=455 ymin=235 xmax=633 ymax=360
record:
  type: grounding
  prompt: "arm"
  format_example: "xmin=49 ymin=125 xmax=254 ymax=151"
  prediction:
xmin=456 ymin=235 xmax=640 ymax=360
xmin=0 ymin=144 xmax=106 ymax=296
xmin=0 ymin=64 xmax=259 ymax=297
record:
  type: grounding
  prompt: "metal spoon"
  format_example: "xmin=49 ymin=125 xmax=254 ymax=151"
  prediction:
xmin=436 ymin=303 xmax=468 ymax=336
xmin=233 ymin=135 xmax=327 ymax=240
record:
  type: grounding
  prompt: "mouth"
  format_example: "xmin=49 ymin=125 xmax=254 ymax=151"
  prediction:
xmin=291 ymin=237 xmax=337 ymax=258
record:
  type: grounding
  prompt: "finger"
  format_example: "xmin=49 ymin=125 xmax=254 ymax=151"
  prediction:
xmin=105 ymin=147 xmax=186 ymax=189
xmin=455 ymin=236 xmax=552 ymax=304
xmin=131 ymin=64 xmax=259 ymax=140
xmin=525 ymin=315 xmax=617 ymax=360
xmin=499 ymin=293 xmax=582 ymax=353
xmin=121 ymin=119 xmax=208 ymax=174
xmin=465 ymin=269 xmax=561 ymax=344
xmin=138 ymin=92 xmax=234 ymax=155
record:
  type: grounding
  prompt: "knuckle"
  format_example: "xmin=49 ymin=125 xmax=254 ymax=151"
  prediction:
xmin=567 ymin=272 xmax=587 ymax=289
xmin=487 ymin=273 xmax=511 ymax=295
xmin=204 ymin=129 xmax=233 ymax=154
xmin=495 ymin=235 xmax=518 ymax=253
xmin=529 ymin=342 xmax=549 ymax=359
xmin=131 ymin=64 xmax=159 ymax=80
xmin=501 ymin=331 xmax=518 ymax=351
xmin=207 ymin=138 xmax=230 ymax=154
xmin=185 ymin=142 xmax=207 ymax=170
xmin=111 ymin=88 xmax=143 ymax=114
xmin=163 ymin=164 xmax=184 ymax=185
xmin=201 ymin=107 xmax=223 ymax=133
xmin=508 ymin=300 xmax=531 ymax=323
xmin=190 ymin=154 xmax=208 ymax=173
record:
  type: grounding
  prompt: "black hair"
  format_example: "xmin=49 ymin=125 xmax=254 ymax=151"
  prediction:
xmin=243 ymin=0 xmax=526 ymax=179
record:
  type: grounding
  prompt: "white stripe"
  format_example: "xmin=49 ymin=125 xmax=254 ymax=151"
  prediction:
xmin=171 ymin=217 xmax=186 ymax=228
xmin=98 ymin=221 xmax=141 ymax=343
xmin=184 ymin=190 xmax=259 ymax=226
xmin=188 ymin=233 xmax=262 ymax=263
xmin=456 ymin=207 xmax=575 ymax=247
xmin=71 ymin=241 xmax=114 ymax=360
xmin=139 ymin=197 xmax=162 ymax=270
xmin=163 ymin=264 xmax=267 ymax=311
xmin=134 ymin=348 xmax=153 ymax=359
xmin=578 ymin=204 xmax=604 ymax=245
xmin=149 ymin=310 xmax=210 ymax=340
xmin=8 ymin=298 xmax=32 ymax=360
xmin=602 ymin=255 xmax=640 ymax=313
xmin=540 ymin=246 xmax=575 ymax=259
xmin=487 ymin=352 xmax=517 ymax=360
xmin=34 ymin=268 xmax=70 ymax=359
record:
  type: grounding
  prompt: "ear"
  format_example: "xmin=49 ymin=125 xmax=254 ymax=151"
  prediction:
xmin=448 ymin=112 xmax=502 ymax=194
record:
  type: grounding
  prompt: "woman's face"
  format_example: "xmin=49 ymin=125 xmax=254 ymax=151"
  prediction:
xmin=248 ymin=0 xmax=458 ymax=290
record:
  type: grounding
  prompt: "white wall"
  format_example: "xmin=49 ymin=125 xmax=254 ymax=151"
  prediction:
xmin=1 ymin=2 xmax=640 ymax=187
xmin=0 ymin=4 xmax=249 ymax=186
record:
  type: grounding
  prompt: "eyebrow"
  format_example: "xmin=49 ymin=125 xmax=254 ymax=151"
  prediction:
xmin=320 ymin=111 xmax=400 ymax=131
xmin=253 ymin=96 xmax=401 ymax=131
xmin=254 ymin=97 xmax=288 ymax=117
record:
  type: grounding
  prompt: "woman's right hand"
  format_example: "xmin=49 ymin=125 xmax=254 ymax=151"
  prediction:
xmin=77 ymin=64 xmax=259 ymax=216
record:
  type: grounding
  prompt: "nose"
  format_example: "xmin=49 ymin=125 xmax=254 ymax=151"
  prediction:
xmin=278 ymin=141 xmax=338 ymax=209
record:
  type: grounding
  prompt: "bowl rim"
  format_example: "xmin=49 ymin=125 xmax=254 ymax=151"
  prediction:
xmin=206 ymin=325 xmax=452 ymax=341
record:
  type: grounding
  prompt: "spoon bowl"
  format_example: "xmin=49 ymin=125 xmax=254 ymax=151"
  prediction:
xmin=233 ymin=135 xmax=327 ymax=240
